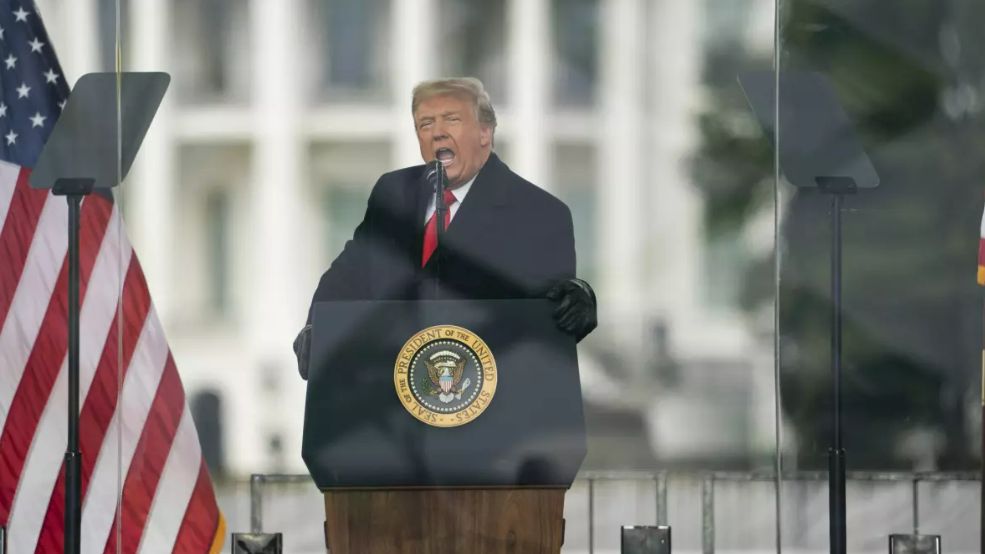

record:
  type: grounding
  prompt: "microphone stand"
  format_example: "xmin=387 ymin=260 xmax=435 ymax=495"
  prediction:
xmin=432 ymin=160 xmax=447 ymax=298
xmin=433 ymin=160 xmax=447 ymax=246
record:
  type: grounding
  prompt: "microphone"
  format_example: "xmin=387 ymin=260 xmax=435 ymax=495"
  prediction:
xmin=426 ymin=159 xmax=449 ymax=239
xmin=424 ymin=160 xmax=445 ymax=189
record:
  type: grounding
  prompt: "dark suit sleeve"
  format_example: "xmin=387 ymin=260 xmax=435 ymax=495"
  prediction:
xmin=528 ymin=200 xmax=577 ymax=296
xmin=305 ymin=179 xmax=382 ymax=322
xmin=548 ymin=203 xmax=577 ymax=282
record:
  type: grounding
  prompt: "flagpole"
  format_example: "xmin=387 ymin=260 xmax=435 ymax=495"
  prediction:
xmin=979 ymin=265 xmax=985 ymax=554
xmin=976 ymin=201 xmax=985 ymax=554
xmin=979 ymin=225 xmax=985 ymax=554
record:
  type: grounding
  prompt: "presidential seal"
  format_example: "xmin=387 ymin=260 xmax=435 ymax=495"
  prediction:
xmin=393 ymin=325 xmax=497 ymax=428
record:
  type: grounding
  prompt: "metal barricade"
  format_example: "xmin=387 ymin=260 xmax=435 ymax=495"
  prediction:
xmin=245 ymin=470 xmax=978 ymax=553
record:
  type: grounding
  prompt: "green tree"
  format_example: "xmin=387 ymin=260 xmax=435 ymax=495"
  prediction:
xmin=693 ymin=0 xmax=985 ymax=470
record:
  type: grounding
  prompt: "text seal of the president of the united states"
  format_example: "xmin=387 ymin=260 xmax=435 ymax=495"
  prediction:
xmin=394 ymin=325 xmax=497 ymax=428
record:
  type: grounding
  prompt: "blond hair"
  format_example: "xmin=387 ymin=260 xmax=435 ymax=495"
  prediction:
xmin=411 ymin=77 xmax=498 ymax=131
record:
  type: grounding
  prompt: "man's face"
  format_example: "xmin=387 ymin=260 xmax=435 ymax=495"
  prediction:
xmin=414 ymin=94 xmax=492 ymax=188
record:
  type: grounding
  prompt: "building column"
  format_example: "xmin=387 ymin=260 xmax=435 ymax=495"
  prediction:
xmin=56 ymin=0 xmax=97 ymax=81
xmin=599 ymin=0 xmax=646 ymax=358
xmin=128 ymin=0 xmax=175 ymax=323
xmin=391 ymin=0 xmax=435 ymax=167
xmin=247 ymin=0 xmax=306 ymax=473
xmin=506 ymin=0 xmax=550 ymax=189
xmin=647 ymin=0 xmax=704 ymax=354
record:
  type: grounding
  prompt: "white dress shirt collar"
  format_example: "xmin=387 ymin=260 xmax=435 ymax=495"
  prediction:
xmin=425 ymin=173 xmax=477 ymax=223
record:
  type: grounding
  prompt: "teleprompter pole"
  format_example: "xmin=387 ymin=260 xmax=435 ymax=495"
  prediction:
xmin=52 ymin=178 xmax=95 ymax=554
xmin=818 ymin=176 xmax=855 ymax=554
xmin=829 ymin=191 xmax=846 ymax=554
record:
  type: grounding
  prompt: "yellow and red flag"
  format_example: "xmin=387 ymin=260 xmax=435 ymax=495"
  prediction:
xmin=978 ymin=205 xmax=985 ymax=285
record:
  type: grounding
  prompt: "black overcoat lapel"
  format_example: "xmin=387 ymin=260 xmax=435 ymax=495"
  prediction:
xmin=441 ymin=153 xmax=511 ymax=248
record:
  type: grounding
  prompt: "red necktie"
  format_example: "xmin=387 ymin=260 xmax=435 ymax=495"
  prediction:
xmin=421 ymin=189 xmax=457 ymax=266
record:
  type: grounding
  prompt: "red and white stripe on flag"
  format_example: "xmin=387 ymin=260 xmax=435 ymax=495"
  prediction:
xmin=979 ymin=203 xmax=985 ymax=286
xmin=0 ymin=162 xmax=225 ymax=552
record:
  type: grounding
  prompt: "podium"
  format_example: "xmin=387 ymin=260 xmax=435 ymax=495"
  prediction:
xmin=302 ymin=299 xmax=586 ymax=553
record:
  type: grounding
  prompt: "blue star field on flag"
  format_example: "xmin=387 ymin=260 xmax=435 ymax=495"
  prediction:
xmin=0 ymin=0 xmax=69 ymax=168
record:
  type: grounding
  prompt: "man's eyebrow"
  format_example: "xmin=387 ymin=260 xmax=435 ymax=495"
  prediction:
xmin=415 ymin=110 xmax=462 ymax=124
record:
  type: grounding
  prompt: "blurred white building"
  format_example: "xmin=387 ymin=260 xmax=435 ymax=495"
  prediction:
xmin=38 ymin=0 xmax=775 ymax=476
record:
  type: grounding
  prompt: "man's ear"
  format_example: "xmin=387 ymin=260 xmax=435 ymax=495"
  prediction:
xmin=479 ymin=124 xmax=493 ymax=148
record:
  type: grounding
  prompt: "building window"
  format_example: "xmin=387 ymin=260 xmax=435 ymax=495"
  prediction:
xmin=173 ymin=0 xmax=251 ymax=103
xmin=190 ymin=389 xmax=226 ymax=479
xmin=205 ymin=190 xmax=231 ymax=315
xmin=308 ymin=0 xmax=390 ymax=102
xmin=177 ymin=144 xmax=250 ymax=324
xmin=551 ymin=0 xmax=599 ymax=106
xmin=437 ymin=0 xmax=507 ymax=103
xmin=553 ymin=142 xmax=597 ymax=283
xmin=309 ymin=142 xmax=392 ymax=264
xmin=323 ymin=187 xmax=369 ymax=259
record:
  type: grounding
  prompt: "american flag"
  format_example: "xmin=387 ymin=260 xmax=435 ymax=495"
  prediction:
xmin=0 ymin=2 xmax=224 ymax=552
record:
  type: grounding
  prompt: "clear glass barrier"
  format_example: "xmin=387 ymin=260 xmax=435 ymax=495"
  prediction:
xmin=24 ymin=0 xmax=976 ymax=551
xmin=777 ymin=0 xmax=984 ymax=551
xmin=75 ymin=0 xmax=788 ymax=553
xmin=0 ymin=0 xmax=140 ymax=552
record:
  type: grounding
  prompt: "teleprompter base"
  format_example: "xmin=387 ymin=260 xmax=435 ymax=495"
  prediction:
xmin=888 ymin=534 xmax=941 ymax=554
xmin=230 ymin=532 xmax=282 ymax=553
xmin=622 ymin=526 xmax=671 ymax=553
xmin=323 ymin=488 xmax=565 ymax=554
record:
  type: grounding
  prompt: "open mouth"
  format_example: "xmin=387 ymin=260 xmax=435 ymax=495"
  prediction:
xmin=435 ymin=148 xmax=455 ymax=166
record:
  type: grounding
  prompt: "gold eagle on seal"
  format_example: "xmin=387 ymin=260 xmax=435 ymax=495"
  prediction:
xmin=424 ymin=350 xmax=471 ymax=404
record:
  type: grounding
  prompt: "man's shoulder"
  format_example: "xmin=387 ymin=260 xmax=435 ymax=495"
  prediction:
xmin=364 ymin=164 xmax=425 ymax=205
xmin=380 ymin=164 xmax=425 ymax=182
xmin=493 ymin=159 xmax=571 ymax=217
xmin=374 ymin=164 xmax=424 ymax=190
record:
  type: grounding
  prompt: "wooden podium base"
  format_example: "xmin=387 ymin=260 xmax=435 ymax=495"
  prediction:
xmin=323 ymin=488 xmax=565 ymax=554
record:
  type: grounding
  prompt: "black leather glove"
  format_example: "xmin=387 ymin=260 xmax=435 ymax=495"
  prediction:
xmin=546 ymin=278 xmax=597 ymax=342
xmin=293 ymin=324 xmax=312 ymax=380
